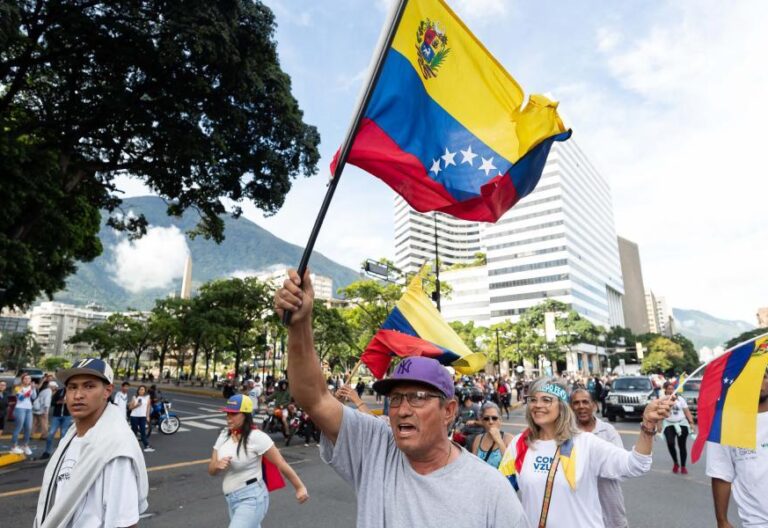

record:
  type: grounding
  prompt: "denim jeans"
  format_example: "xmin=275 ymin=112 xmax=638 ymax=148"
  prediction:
xmin=45 ymin=415 xmax=73 ymax=454
xmin=130 ymin=416 xmax=149 ymax=448
xmin=11 ymin=407 xmax=32 ymax=445
xmin=224 ymin=481 xmax=269 ymax=528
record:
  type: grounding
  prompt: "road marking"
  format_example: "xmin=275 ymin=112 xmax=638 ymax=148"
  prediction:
xmin=169 ymin=397 xmax=219 ymax=406
xmin=178 ymin=427 xmax=191 ymax=432
xmin=0 ymin=456 xmax=309 ymax=498
xmin=183 ymin=421 xmax=219 ymax=430
xmin=198 ymin=406 xmax=222 ymax=413
xmin=205 ymin=418 xmax=227 ymax=425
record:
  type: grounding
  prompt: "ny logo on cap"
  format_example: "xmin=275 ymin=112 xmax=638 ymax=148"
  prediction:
xmin=396 ymin=359 xmax=413 ymax=375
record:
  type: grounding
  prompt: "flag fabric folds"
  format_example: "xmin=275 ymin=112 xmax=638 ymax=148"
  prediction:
xmin=331 ymin=0 xmax=571 ymax=223
xmin=361 ymin=273 xmax=486 ymax=379
xmin=691 ymin=333 xmax=768 ymax=463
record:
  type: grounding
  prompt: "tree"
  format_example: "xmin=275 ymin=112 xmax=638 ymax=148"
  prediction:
xmin=640 ymin=336 xmax=683 ymax=375
xmin=68 ymin=320 xmax=120 ymax=360
xmin=43 ymin=356 xmax=70 ymax=372
xmin=0 ymin=329 xmax=39 ymax=370
xmin=724 ymin=328 xmax=768 ymax=350
xmin=312 ymin=303 xmax=357 ymax=372
xmin=148 ymin=298 xmax=187 ymax=377
xmin=0 ymin=0 xmax=320 ymax=309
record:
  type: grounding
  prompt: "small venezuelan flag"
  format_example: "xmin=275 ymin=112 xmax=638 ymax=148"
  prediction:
xmin=692 ymin=333 xmax=768 ymax=463
xmin=361 ymin=273 xmax=486 ymax=378
xmin=332 ymin=0 xmax=571 ymax=223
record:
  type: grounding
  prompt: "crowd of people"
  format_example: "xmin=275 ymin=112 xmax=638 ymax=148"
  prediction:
xmin=5 ymin=268 xmax=766 ymax=527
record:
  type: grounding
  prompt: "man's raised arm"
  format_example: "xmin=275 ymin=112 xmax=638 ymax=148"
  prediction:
xmin=275 ymin=269 xmax=343 ymax=444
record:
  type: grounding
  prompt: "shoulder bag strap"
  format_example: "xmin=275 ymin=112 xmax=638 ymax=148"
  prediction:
xmin=537 ymin=445 xmax=562 ymax=528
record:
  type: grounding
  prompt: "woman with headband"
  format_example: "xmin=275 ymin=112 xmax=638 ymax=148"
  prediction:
xmin=500 ymin=377 xmax=673 ymax=528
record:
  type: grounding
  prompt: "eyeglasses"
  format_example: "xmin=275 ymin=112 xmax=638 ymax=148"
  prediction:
xmin=389 ymin=391 xmax=444 ymax=408
xmin=482 ymin=416 xmax=500 ymax=422
xmin=526 ymin=396 xmax=556 ymax=407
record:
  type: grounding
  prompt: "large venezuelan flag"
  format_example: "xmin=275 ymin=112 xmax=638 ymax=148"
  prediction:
xmin=691 ymin=333 xmax=768 ymax=463
xmin=331 ymin=0 xmax=571 ymax=223
xmin=361 ymin=273 xmax=486 ymax=378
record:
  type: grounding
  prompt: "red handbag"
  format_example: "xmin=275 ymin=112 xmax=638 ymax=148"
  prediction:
xmin=262 ymin=458 xmax=286 ymax=492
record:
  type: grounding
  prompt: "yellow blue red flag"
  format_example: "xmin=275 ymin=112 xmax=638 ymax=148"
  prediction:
xmin=331 ymin=0 xmax=571 ymax=222
xmin=692 ymin=333 xmax=768 ymax=462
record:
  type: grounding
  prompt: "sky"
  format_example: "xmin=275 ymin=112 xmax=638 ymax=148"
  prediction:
xmin=116 ymin=0 xmax=768 ymax=324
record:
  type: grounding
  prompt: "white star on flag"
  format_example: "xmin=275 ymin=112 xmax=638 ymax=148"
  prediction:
xmin=460 ymin=145 xmax=477 ymax=166
xmin=479 ymin=156 xmax=496 ymax=176
xmin=441 ymin=148 xmax=457 ymax=167
xmin=430 ymin=158 xmax=442 ymax=175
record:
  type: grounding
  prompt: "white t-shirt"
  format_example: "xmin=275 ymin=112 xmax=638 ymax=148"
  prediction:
xmin=508 ymin=432 xmax=651 ymax=528
xmin=213 ymin=428 xmax=274 ymax=495
xmin=664 ymin=396 xmax=689 ymax=425
xmin=129 ymin=396 xmax=149 ymax=418
xmin=250 ymin=382 xmax=263 ymax=398
xmin=706 ymin=411 xmax=768 ymax=527
xmin=14 ymin=386 xmax=35 ymax=410
xmin=54 ymin=435 xmax=140 ymax=528
xmin=113 ymin=392 xmax=129 ymax=415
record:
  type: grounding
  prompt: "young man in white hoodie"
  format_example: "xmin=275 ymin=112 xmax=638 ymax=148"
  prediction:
xmin=33 ymin=358 xmax=148 ymax=528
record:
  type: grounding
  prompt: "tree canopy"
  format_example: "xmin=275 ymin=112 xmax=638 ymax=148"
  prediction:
xmin=0 ymin=0 xmax=320 ymax=309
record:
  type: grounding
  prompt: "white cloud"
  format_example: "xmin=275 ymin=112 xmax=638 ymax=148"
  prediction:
xmin=229 ymin=264 xmax=290 ymax=280
xmin=110 ymin=226 xmax=190 ymax=293
xmin=557 ymin=0 xmax=768 ymax=321
xmin=452 ymin=0 xmax=508 ymax=21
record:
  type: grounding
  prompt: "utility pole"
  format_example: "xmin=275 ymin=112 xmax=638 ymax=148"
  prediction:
xmin=432 ymin=213 xmax=441 ymax=312
xmin=495 ymin=328 xmax=501 ymax=377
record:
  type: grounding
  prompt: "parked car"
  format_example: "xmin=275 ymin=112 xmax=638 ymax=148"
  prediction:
xmin=679 ymin=377 xmax=702 ymax=421
xmin=605 ymin=376 xmax=655 ymax=422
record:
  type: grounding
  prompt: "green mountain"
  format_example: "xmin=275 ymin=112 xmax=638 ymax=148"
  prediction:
xmin=673 ymin=308 xmax=755 ymax=349
xmin=52 ymin=196 xmax=362 ymax=310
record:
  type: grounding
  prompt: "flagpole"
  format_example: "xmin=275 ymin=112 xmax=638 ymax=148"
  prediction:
xmin=282 ymin=0 xmax=410 ymax=325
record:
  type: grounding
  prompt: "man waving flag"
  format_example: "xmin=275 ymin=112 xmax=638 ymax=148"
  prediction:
xmin=331 ymin=0 xmax=571 ymax=223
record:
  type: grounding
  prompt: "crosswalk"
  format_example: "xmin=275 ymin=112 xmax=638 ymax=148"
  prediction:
xmin=163 ymin=408 xmax=269 ymax=435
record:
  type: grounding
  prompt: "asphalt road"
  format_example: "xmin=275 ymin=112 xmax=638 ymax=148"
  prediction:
xmin=0 ymin=391 xmax=742 ymax=527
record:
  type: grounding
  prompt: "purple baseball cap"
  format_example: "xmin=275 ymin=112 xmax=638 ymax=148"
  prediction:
xmin=372 ymin=357 xmax=455 ymax=399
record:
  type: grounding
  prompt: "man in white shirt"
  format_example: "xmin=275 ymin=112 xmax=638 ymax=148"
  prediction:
xmin=33 ymin=358 xmax=148 ymax=528
xmin=571 ymin=388 xmax=628 ymax=528
xmin=113 ymin=381 xmax=130 ymax=418
xmin=707 ymin=365 xmax=768 ymax=528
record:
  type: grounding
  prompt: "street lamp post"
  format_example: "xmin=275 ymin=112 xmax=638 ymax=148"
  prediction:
xmin=495 ymin=328 xmax=501 ymax=377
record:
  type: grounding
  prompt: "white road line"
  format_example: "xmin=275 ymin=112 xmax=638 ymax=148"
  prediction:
xmin=184 ymin=420 xmax=220 ymax=430
xmin=205 ymin=418 xmax=227 ymax=425
xmin=178 ymin=427 xmax=191 ymax=432
xmin=198 ymin=406 xmax=222 ymax=413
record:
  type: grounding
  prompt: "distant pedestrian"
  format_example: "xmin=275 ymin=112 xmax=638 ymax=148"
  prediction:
xmin=41 ymin=383 xmax=73 ymax=460
xmin=209 ymin=394 xmax=309 ymax=527
xmin=0 ymin=380 xmax=9 ymax=437
xmin=113 ymin=381 xmax=130 ymax=418
xmin=33 ymin=380 xmax=54 ymax=440
xmin=470 ymin=402 xmax=512 ymax=468
xmin=11 ymin=373 xmax=37 ymax=455
xmin=355 ymin=379 xmax=366 ymax=399
xmin=33 ymin=358 xmax=148 ymax=528
xmin=129 ymin=385 xmax=154 ymax=452
xmin=658 ymin=381 xmax=695 ymax=474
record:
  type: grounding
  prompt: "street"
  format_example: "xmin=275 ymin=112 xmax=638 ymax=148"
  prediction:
xmin=0 ymin=390 xmax=741 ymax=527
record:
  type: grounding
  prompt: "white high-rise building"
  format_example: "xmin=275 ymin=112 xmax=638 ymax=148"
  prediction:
xmin=645 ymin=289 xmax=673 ymax=336
xmin=28 ymin=302 xmax=111 ymax=357
xmin=254 ymin=269 xmax=334 ymax=301
xmin=483 ymin=139 xmax=624 ymax=329
xmin=394 ymin=196 xmax=482 ymax=275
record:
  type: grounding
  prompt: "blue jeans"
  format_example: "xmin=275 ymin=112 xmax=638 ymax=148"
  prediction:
xmin=130 ymin=416 xmax=149 ymax=448
xmin=12 ymin=407 xmax=32 ymax=446
xmin=224 ymin=481 xmax=269 ymax=528
xmin=45 ymin=415 xmax=73 ymax=454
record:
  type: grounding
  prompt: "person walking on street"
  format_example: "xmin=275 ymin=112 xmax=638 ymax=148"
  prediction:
xmin=0 ymin=380 xmax=9 ymax=437
xmin=129 ymin=385 xmax=154 ymax=452
xmin=658 ymin=381 xmax=695 ymax=474
xmin=706 ymin=365 xmax=768 ymax=528
xmin=499 ymin=377 xmax=672 ymax=528
xmin=113 ymin=381 xmax=130 ymax=418
xmin=274 ymin=269 xmax=528 ymax=527
xmin=32 ymin=380 xmax=54 ymax=441
xmin=33 ymin=358 xmax=148 ymax=528
xmin=570 ymin=388 xmax=628 ymax=528
xmin=208 ymin=394 xmax=308 ymax=528
xmin=41 ymin=383 xmax=73 ymax=460
xmin=470 ymin=402 xmax=512 ymax=469
xmin=11 ymin=373 xmax=37 ymax=455
xmin=497 ymin=379 xmax=512 ymax=419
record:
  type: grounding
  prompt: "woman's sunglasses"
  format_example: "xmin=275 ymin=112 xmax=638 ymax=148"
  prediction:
xmin=482 ymin=416 xmax=500 ymax=422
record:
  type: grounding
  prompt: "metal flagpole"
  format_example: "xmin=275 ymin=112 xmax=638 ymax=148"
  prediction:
xmin=282 ymin=0 xmax=410 ymax=325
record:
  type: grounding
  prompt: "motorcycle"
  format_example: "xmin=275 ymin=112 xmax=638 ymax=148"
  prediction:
xmin=147 ymin=399 xmax=181 ymax=436
xmin=262 ymin=402 xmax=284 ymax=435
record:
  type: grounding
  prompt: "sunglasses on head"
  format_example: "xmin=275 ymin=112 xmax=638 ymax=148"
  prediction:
xmin=482 ymin=416 xmax=500 ymax=422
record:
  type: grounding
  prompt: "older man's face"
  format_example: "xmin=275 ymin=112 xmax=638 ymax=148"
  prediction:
xmin=388 ymin=382 xmax=456 ymax=459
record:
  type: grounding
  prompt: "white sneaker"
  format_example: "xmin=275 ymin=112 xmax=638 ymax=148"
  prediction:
xmin=22 ymin=446 xmax=32 ymax=456
xmin=10 ymin=446 xmax=23 ymax=455
xmin=143 ymin=446 xmax=155 ymax=453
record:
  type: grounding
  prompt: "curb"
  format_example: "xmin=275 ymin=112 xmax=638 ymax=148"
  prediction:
xmin=0 ymin=452 xmax=26 ymax=468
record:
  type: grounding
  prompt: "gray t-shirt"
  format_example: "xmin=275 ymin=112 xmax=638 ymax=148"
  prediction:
xmin=320 ymin=405 xmax=529 ymax=528
xmin=592 ymin=419 xmax=628 ymax=528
